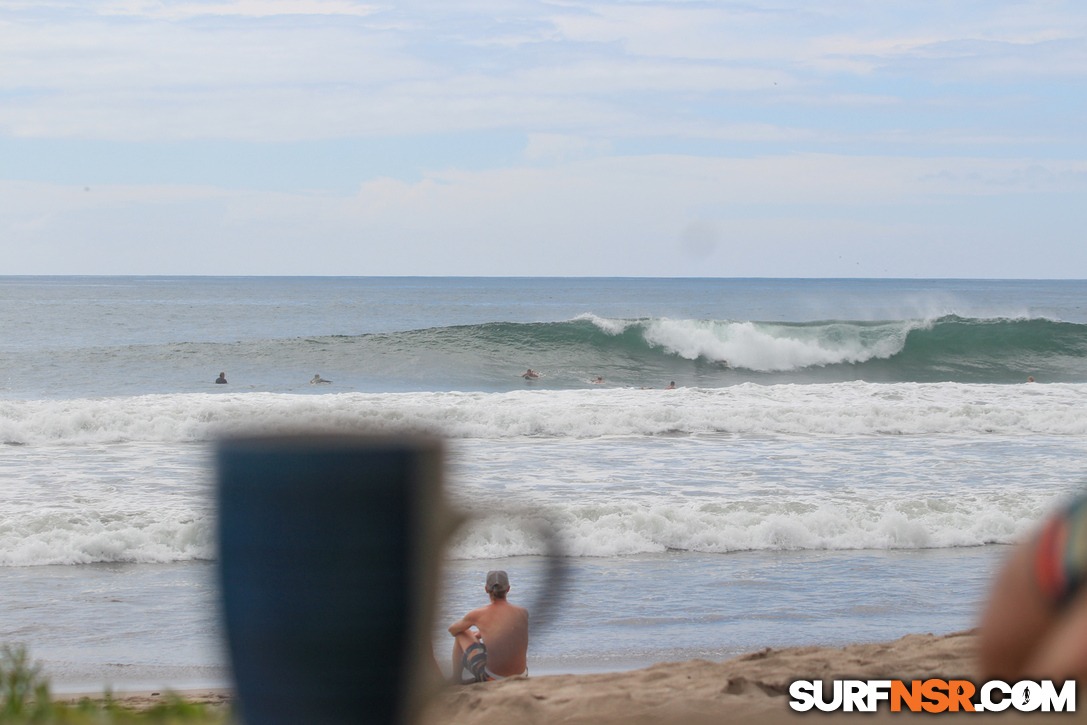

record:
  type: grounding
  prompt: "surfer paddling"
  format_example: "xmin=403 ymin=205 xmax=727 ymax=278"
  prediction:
xmin=310 ymin=374 xmax=332 ymax=384
xmin=522 ymin=369 xmax=539 ymax=379
xmin=448 ymin=570 xmax=529 ymax=684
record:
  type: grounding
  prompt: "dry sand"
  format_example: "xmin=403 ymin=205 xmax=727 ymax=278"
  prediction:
xmin=421 ymin=629 xmax=1079 ymax=724
xmin=61 ymin=631 xmax=1079 ymax=723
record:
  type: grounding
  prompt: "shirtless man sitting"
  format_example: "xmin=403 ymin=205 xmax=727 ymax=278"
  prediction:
xmin=448 ymin=570 xmax=529 ymax=683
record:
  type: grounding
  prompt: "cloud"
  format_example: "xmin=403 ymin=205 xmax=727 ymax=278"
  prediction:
xmin=0 ymin=0 xmax=1084 ymax=278
xmin=524 ymin=133 xmax=609 ymax=162
xmin=1 ymin=0 xmax=1082 ymax=143
xmin=99 ymin=0 xmax=383 ymax=19
xmin=4 ymin=153 xmax=1085 ymax=276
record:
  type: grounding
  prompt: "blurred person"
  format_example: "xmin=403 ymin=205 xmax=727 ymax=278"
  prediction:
xmin=979 ymin=496 xmax=1087 ymax=680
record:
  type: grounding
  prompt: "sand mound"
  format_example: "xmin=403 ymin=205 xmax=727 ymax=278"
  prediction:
xmin=422 ymin=630 xmax=1059 ymax=723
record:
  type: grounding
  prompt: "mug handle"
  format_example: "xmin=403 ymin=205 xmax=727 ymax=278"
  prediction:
xmin=498 ymin=512 xmax=568 ymax=632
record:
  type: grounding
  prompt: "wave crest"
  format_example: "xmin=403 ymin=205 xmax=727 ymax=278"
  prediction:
xmin=447 ymin=495 xmax=1043 ymax=558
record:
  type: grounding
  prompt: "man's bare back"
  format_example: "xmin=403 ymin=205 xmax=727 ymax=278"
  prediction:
xmin=448 ymin=570 xmax=529 ymax=682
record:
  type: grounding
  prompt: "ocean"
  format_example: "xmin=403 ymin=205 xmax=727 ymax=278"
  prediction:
xmin=1 ymin=276 xmax=1085 ymax=690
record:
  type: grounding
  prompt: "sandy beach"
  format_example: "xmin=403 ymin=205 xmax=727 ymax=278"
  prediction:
xmin=50 ymin=629 xmax=1080 ymax=723
xmin=421 ymin=629 xmax=1073 ymax=724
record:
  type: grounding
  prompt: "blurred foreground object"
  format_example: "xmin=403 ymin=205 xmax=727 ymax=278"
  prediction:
xmin=979 ymin=495 xmax=1087 ymax=681
xmin=217 ymin=434 xmax=455 ymax=725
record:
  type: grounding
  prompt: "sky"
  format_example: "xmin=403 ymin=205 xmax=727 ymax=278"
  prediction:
xmin=0 ymin=0 xmax=1085 ymax=277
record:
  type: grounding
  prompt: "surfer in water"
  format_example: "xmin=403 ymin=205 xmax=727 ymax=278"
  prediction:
xmin=664 ymin=381 xmax=675 ymax=389
xmin=590 ymin=376 xmax=604 ymax=384
xmin=310 ymin=374 xmax=332 ymax=384
xmin=522 ymin=369 xmax=539 ymax=379
xmin=215 ymin=372 xmax=227 ymax=384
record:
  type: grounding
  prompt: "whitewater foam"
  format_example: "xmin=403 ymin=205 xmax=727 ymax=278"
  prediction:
xmin=0 ymin=511 xmax=213 ymax=567
xmin=2 ymin=383 xmax=1085 ymax=445
xmin=578 ymin=313 xmax=632 ymax=336
xmin=443 ymin=493 xmax=1047 ymax=559
xmin=0 ymin=482 xmax=1057 ymax=567
xmin=638 ymin=318 xmax=918 ymax=371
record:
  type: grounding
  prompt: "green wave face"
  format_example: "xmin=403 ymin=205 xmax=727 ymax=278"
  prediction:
xmin=8 ymin=314 xmax=1082 ymax=397
xmin=862 ymin=316 xmax=1087 ymax=383
xmin=341 ymin=314 xmax=1087 ymax=387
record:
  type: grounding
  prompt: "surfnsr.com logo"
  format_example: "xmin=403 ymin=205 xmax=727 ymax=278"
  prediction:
xmin=788 ymin=679 xmax=1075 ymax=713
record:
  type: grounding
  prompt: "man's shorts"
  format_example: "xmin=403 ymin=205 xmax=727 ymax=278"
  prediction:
xmin=462 ymin=641 xmax=493 ymax=682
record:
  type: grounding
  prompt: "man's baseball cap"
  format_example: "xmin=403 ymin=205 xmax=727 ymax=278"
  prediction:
xmin=486 ymin=570 xmax=510 ymax=594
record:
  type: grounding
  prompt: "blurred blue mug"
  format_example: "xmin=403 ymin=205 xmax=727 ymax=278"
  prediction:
xmin=217 ymin=433 xmax=457 ymax=725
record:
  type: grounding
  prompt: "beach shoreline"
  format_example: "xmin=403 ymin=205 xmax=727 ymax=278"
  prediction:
xmin=57 ymin=629 xmax=1033 ymax=723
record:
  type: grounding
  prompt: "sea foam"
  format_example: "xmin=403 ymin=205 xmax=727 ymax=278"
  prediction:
xmin=0 ymin=487 xmax=1055 ymax=567
xmin=446 ymin=494 xmax=1046 ymax=559
xmin=584 ymin=315 xmax=919 ymax=371
xmin=2 ymin=383 xmax=1085 ymax=445
xmin=0 ymin=509 xmax=213 ymax=567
